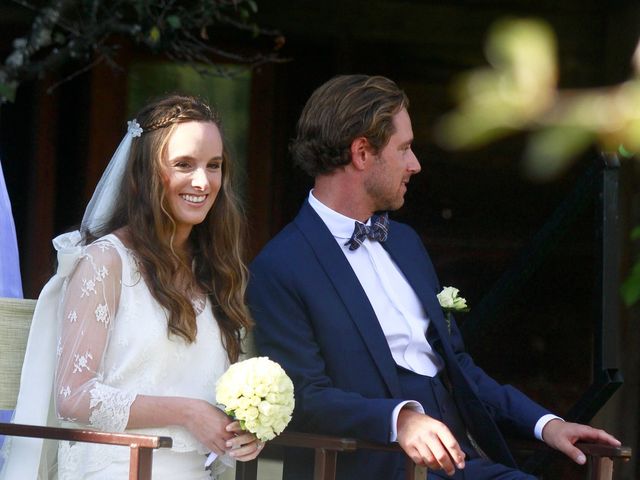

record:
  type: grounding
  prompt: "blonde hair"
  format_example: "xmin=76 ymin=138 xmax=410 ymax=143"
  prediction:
xmin=291 ymin=75 xmax=409 ymax=177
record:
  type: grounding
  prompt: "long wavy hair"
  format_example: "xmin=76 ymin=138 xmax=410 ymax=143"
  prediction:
xmin=88 ymin=94 xmax=252 ymax=362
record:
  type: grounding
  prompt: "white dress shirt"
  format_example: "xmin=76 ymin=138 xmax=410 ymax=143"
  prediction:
xmin=307 ymin=191 xmax=557 ymax=442
xmin=308 ymin=191 xmax=442 ymax=376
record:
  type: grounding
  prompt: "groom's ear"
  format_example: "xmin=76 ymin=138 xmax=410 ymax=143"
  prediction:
xmin=350 ymin=137 xmax=374 ymax=171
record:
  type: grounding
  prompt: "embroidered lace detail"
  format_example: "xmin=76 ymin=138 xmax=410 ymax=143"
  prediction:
xmin=58 ymin=440 xmax=126 ymax=480
xmin=52 ymin=234 xmax=226 ymax=476
xmin=57 ymin=441 xmax=81 ymax=480
xmin=96 ymin=265 xmax=108 ymax=280
xmin=73 ymin=350 xmax=93 ymax=373
xmin=94 ymin=303 xmax=109 ymax=325
xmin=88 ymin=383 xmax=135 ymax=432
xmin=81 ymin=277 xmax=97 ymax=297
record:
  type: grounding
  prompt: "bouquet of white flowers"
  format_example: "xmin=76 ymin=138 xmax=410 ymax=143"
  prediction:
xmin=216 ymin=356 xmax=295 ymax=442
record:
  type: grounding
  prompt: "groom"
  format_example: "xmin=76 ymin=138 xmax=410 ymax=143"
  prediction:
xmin=247 ymin=74 xmax=620 ymax=479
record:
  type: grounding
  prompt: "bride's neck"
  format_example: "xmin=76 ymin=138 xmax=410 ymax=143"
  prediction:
xmin=112 ymin=226 xmax=132 ymax=248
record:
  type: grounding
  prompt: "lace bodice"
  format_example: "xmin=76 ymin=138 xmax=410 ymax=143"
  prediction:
xmin=54 ymin=234 xmax=229 ymax=476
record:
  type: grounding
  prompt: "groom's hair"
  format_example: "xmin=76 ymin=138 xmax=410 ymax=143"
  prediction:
xmin=290 ymin=74 xmax=408 ymax=177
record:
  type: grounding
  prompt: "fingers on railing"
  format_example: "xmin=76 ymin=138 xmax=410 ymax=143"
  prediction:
xmin=235 ymin=434 xmax=632 ymax=480
xmin=576 ymin=443 xmax=632 ymax=480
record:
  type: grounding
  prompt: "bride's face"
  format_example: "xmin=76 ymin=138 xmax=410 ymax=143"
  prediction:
xmin=161 ymin=121 xmax=223 ymax=240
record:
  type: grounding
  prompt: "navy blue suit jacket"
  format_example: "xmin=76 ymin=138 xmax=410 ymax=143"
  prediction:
xmin=248 ymin=201 xmax=550 ymax=478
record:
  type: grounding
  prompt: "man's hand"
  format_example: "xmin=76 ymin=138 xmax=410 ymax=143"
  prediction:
xmin=542 ymin=419 xmax=621 ymax=465
xmin=397 ymin=407 xmax=466 ymax=476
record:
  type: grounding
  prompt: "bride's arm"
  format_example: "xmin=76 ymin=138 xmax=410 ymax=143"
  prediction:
xmin=126 ymin=395 xmax=239 ymax=456
xmin=55 ymin=240 xmax=132 ymax=430
xmin=54 ymin=241 xmax=257 ymax=458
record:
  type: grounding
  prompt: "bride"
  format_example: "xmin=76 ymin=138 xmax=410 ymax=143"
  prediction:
xmin=2 ymin=94 xmax=261 ymax=479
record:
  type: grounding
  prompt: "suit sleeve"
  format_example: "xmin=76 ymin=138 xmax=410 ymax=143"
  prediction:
xmin=447 ymin=318 xmax=551 ymax=438
xmin=404 ymin=226 xmax=552 ymax=439
xmin=248 ymin=249 xmax=401 ymax=444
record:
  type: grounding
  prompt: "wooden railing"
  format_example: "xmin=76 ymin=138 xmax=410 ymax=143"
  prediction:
xmin=236 ymin=431 xmax=631 ymax=480
xmin=0 ymin=422 xmax=172 ymax=480
xmin=0 ymin=425 xmax=630 ymax=480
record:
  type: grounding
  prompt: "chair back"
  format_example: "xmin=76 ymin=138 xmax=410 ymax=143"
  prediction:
xmin=0 ymin=296 xmax=173 ymax=479
xmin=0 ymin=297 xmax=36 ymax=410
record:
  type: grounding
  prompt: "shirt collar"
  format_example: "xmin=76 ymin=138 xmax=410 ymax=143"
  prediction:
xmin=308 ymin=190 xmax=369 ymax=240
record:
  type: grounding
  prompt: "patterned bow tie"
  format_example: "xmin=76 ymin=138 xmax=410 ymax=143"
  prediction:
xmin=345 ymin=212 xmax=389 ymax=251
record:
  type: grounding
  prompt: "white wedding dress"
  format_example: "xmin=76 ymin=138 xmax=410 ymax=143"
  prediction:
xmin=12 ymin=233 xmax=229 ymax=479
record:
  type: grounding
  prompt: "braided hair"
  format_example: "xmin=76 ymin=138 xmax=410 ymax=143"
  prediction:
xmin=92 ymin=94 xmax=252 ymax=362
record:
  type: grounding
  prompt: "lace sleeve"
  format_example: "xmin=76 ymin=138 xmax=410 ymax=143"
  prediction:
xmin=54 ymin=239 xmax=136 ymax=432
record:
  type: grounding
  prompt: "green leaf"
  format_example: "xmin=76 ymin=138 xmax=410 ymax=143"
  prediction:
xmin=148 ymin=26 xmax=161 ymax=45
xmin=0 ymin=82 xmax=17 ymax=103
xmin=166 ymin=15 xmax=181 ymax=30
xmin=618 ymin=144 xmax=634 ymax=159
xmin=54 ymin=32 xmax=66 ymax=45
xmin=631 ymin=226 xmax=640 ymax=241
xmin=621 ymin=259 xmax=640 ymax=307
xmin=247 ymin=0 xmax=258 ymax=13
xmin=523 ymin=126 xmax=593 ymax=180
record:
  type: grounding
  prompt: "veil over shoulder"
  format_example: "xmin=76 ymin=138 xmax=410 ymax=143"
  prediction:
xmin=0 ymin=231 xmax=83 ymax=479
xmin=1 ymin=120 xmax=140 ymax=480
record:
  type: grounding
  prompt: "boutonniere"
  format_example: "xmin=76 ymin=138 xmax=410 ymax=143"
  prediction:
xmin=437 ymin=286 xmax=470 ymax=335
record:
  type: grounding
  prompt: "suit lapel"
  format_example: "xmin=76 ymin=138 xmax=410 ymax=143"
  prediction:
xmin=382 ymin=226 xmax=453 ymax=350
xmin=294 ymin=202 xmax=402 ymax=397
xmin=294 ymin=207 xmax=516 ymax=466
xmin=382 ymin=226 xmax=468 ymax=379
xmin=383 ymin=226 xmax=516 ymax=467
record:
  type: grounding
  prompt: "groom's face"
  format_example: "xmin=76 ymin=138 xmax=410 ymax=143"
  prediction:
xmin=364 ymin=108 xmax=421 ymax=212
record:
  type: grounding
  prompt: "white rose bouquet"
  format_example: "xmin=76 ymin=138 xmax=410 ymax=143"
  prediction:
xmin=216 ymin=356 xmax=295 ymax=441
xmin=205 ymin=356 xmax=295 ymax=468
xmin=437 ymin=286 xmax=470 ymax=334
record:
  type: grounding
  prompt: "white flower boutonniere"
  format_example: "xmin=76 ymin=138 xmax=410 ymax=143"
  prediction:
xmin=437 ymin=286 xmax=470 ymax=335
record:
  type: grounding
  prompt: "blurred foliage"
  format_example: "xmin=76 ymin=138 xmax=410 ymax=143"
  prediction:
xmin=622 ymin=227 xmax=640 ymax=307
xmin=436 ymin=19 xmax=557 ymax=157
xmin=0 ymin=0 xmax=284 ymax=102
xmin=436 ymin=17 xmax=640 ymax=308
xmin=435 ymin=17 xmax=640 ymax=180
